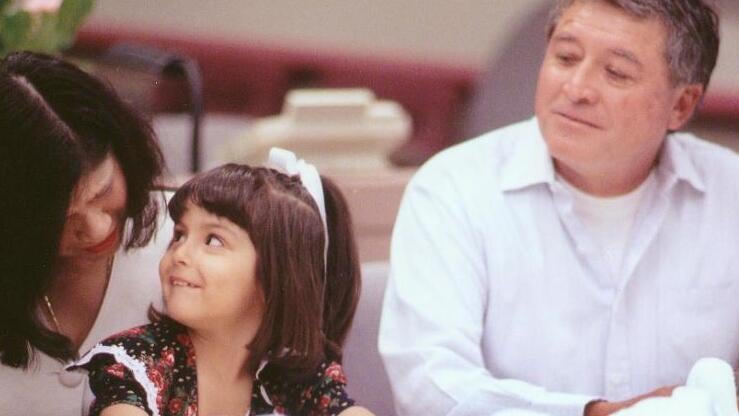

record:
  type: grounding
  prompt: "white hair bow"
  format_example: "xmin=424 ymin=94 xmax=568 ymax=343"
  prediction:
xmin=266 ymin=148 xmax=329 ymax=263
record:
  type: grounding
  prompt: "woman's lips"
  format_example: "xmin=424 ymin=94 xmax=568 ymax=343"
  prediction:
xmin=84 ymin=229 xmax=119 ymax=254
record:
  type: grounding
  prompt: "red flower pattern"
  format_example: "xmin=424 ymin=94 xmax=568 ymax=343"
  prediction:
xmin=167 ymin=398 xmax=183 ymax=413
xmin=105 ymin=363 xmax=127 ymax=379
xmin=325 ymin=362 xmax=347 ymax=384
xmin=319 ymin=395 xmax=332 ymax=409
xmin=160 ymin=348 xmax=175 ymax=368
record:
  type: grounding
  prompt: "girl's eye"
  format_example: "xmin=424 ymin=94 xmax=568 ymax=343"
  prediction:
xmin=169 ymin=230 xmax=184 ymax=246
xmin=206 ymin=234 xmax=224 ymax=247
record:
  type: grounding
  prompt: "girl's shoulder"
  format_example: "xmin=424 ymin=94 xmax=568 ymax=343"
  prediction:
xmin=70 ymin=318 xmax=192 ymax=376
xmin=66 ymin=319 xmax=197 ymax=416
xmin=255 ymin=359 xmax=355 ymax=415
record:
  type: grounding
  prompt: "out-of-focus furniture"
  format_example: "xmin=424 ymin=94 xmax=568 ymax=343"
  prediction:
xmin=323 ymin=167 xmax=413 ymax=263
xmin=70 ymin=26 xmax=476 ymax=167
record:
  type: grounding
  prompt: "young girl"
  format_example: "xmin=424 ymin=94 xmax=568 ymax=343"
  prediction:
xmin=68 ymin=150 xmax=373 ymax=416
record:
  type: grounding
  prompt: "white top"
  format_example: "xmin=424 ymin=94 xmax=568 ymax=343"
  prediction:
xmin=379 ymin=118 xmax=739 ymax=416
xmin=0 ymin=195 xmax=173 ymax=416
xmin=557 ymin=172 xmax=656 ymax=278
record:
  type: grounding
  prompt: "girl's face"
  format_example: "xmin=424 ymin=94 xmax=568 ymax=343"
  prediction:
xmin=159 ymin=201 xmax=264 ymax=336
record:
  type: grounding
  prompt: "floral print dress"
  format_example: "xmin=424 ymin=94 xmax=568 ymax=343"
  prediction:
xmin=67 ymin=320 xmax=355 ymax=416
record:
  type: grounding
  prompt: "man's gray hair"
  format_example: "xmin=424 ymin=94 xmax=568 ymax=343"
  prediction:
xmin=546 ymin=0 xmax=720 ymax=88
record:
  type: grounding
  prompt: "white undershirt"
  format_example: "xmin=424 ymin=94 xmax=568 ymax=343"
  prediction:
xmin=557 ymin=172 xmax=657 ymax=280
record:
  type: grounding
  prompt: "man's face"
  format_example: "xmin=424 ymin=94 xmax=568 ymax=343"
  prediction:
xmin=535 ymin=0 xmax=700 ymax=193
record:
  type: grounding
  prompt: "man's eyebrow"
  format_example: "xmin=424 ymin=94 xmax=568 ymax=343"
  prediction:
xmin=551 ymin=33 xmax=578 ymax=43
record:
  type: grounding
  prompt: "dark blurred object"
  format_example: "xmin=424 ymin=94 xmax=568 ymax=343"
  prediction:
xmin=94 ymin=43 xmax=203 ymax=172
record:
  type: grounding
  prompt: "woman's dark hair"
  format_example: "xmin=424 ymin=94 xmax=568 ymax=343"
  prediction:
xmin=165 ymin=164 xmax=361 ymax=380
xmin=0 ymin=51 xmax=164 ymax=368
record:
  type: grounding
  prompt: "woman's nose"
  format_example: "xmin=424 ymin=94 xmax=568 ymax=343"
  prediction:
xmin=74 ymin=209 xmax=114 ymax=243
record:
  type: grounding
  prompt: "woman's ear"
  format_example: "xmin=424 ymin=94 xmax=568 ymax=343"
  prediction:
xmin=667 ymin=83 xmax=703 ymax=131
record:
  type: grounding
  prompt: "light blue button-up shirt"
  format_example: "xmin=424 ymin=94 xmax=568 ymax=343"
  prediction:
xmin=379 ymin=118 xmax=739 ymax=416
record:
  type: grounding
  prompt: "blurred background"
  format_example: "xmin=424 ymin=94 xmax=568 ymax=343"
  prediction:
xmin=4 ymin=2 xmax=737 ymax=414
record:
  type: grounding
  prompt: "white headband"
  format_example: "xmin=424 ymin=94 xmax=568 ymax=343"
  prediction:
xmin=266 ymin=148 xmax=329 ymax=263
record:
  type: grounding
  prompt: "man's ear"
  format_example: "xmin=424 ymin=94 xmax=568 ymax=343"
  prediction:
xmin=668 ymin=83 xmax=703 ymax=130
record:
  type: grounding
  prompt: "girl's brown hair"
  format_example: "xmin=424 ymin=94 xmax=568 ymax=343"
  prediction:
xmin=166 ymin=164 xmax=360 ymax=380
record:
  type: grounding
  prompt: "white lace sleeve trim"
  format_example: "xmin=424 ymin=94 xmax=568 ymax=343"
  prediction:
xmin=70 ymin=344 xmax=161 ymax=416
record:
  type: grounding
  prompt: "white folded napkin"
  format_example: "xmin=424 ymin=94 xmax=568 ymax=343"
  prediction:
xmin=613 ymin=357 xmax=738 ymax=416
xmin=492 ymin=358 xmax=738 ymax=416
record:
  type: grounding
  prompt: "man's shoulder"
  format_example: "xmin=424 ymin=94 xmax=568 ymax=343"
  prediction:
xmin=669 ymin=132 xmax=739 ymax=174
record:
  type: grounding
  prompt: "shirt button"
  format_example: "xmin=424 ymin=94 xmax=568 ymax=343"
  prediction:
xmin=59 ymin=370 xmax=84 ymax=387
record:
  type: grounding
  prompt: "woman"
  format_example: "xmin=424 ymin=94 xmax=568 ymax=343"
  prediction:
xmin=0 ymin=51 xmax=171 ymax=415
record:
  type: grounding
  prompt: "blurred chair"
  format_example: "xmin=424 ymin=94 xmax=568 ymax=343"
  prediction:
xmin=343 ymin=261 xmax=394 ymax=416
xmin=458 ymin=3 xmax=550 ymax=140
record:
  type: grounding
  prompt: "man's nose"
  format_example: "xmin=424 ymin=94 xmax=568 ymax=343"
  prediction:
xmin=563 ymin=64 xmax=599 ymax=104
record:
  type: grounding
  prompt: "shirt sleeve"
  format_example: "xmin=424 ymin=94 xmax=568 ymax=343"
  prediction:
xmin=378 ymin=171 xmax=596 ymax=416
xmin=300 ymin=360 xmax=356 ymax=416
xmin=76 ymin=353 xmax=152 ymax=416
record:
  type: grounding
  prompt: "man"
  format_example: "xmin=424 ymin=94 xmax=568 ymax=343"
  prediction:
xmin=379 ymin=1 xmax=739 ymax=415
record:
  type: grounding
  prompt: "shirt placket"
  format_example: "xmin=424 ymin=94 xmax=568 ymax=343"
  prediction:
xmin=550 ymin=176 xmax=675 ymax=400
xmin=549 ymin=181 xmax=610 ymax=285
xmin=604 ymin=177 xmax=674 ymax=399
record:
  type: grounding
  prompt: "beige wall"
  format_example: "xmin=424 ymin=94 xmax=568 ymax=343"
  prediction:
xmin=88 ymin=1 xmax=739 ymax=91
xmin=87 ymin=0 xmax=547 ymax=67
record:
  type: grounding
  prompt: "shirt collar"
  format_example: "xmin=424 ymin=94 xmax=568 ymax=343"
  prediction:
xmin=499 ymin=118 xmax=706 ymax=194
xmin=656 ymin=132 xmax=706 ymax=193
xmin=500 ymin=117 xmax=556 ymax=192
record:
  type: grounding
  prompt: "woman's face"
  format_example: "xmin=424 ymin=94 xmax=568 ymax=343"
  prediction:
xmin=159 ymin=202 xmax=264 ymax=335
xmin=58 ymin=154 xmax=128 ymax=262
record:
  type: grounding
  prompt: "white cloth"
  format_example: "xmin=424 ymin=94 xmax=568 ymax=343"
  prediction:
xmin=0 ymin=194 xmax=173 ymax=416
xmin=614 ymin=358 xmax=738 ymax=416
xmin=557 ymin=172 xmax=656 ymax=279
xmin=379 ymin=118 xmax=739 ymax=416
xmin=492 ymin=358 xmax=739 ymax=416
